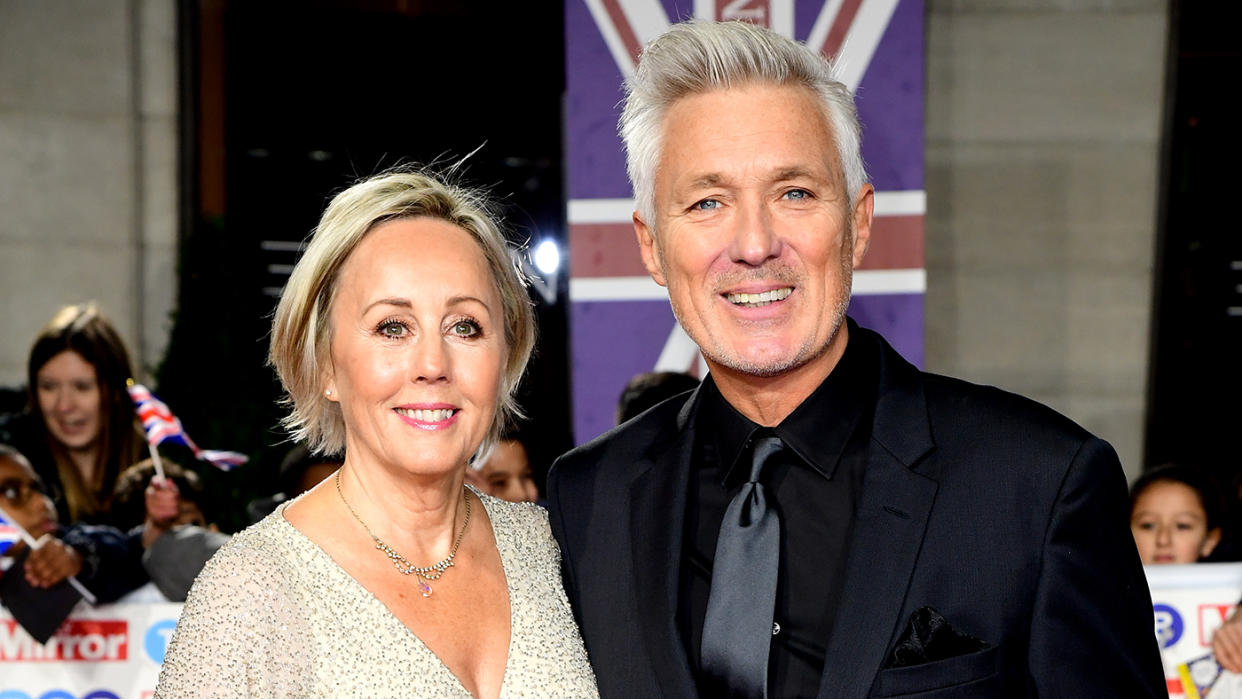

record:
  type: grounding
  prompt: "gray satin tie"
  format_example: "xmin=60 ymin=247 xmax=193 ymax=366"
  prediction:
xmin=700 ymin=435 xmax=783 ymax=699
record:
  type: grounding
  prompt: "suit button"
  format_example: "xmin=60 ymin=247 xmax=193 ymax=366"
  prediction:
xmin=772 ymin=622 xmax=781 ymax=636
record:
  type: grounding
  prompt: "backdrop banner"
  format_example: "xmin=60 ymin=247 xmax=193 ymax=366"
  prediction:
xmin=564 ymin=0 xmax=927 ymax=443
xmin=1 ymin=603 xmax=181 ymax=699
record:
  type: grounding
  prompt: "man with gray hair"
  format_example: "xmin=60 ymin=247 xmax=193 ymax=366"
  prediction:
xmin=549 ymin=19 xmax=1163 ymax=698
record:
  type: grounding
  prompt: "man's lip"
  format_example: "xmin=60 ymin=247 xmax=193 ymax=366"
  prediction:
xmin=719 ymin=284 xmax=793 ymax=295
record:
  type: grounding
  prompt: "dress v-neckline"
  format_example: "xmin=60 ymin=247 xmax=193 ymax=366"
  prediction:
xmin=278 ymin=486 xmax=516 ymax=697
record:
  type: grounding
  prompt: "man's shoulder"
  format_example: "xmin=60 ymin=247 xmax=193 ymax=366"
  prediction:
xmin=916 ymin=370 xmax=1092 ymax=444
xmin=552 ymin=392 xmax=689 ymax=480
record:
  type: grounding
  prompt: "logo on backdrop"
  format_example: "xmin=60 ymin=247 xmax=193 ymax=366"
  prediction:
xmin=1153 ymin=603 xmax=1185 ymax=648
xmin=0 ymin=620 xmax=128 ymax=662
xmin=144 ymin=619 xmax=177 ymax=665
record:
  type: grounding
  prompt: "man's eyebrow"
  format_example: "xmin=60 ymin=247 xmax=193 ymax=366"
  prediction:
xmin=685 ymin=173 xmax=726 ymax=189
xmin=773 ymin=167 xmax=817 ymax=181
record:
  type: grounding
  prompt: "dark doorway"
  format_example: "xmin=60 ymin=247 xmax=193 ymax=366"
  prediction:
xmin=1146 ymin=1 xmax=1242 ymax=483
xmin=165 ymin=1 xmax=568 ymax=529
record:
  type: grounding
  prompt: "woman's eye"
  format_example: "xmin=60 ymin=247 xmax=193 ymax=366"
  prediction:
xmin=451 ymin=320 xmax=481 ymax=337
xmin=379 ymin=321 xmax=407 ymax=338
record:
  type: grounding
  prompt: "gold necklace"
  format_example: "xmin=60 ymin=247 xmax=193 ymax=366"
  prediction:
xmin=335 ymin=471 xmax=471 ymax=598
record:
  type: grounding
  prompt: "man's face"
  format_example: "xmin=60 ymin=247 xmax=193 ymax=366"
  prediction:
xmin=635 ymin=83 xmax=872 ymax=379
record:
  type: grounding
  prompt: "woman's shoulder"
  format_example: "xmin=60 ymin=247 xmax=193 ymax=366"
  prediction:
xmin=191 ymin=509 xmax=303 ymax=589
xmin=472 ymin=487 xmax=549 ymax=533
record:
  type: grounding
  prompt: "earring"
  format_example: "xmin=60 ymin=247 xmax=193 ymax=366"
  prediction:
xmin=324 ymin=389 xmax=332 ymax=397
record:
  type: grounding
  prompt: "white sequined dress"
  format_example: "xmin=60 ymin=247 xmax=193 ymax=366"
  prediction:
xmin=155 ymin=488 xmax=599 ymax=697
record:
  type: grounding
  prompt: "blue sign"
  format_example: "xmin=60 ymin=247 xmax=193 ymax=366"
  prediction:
xmin=144 ymin=619 xmax=178 ymax=664
xmin=1153 ymin=603 xmax=1184 ymax=648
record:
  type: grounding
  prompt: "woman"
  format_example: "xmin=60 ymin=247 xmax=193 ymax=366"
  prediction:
xmin=156 ymin=170 xmax=598 ymax=697
xmin=1129 ymin=463 xmax=1223 ymax=564
xmin=0 ymin=303 xmax=145 ymax=525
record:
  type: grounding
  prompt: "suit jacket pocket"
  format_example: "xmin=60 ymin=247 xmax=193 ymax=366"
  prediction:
xmin=873 ymin=644 xmax=1001 ymax=698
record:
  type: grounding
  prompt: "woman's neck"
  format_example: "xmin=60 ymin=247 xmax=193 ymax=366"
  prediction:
xmin=336 ymin=459 xmax=469 ymax=565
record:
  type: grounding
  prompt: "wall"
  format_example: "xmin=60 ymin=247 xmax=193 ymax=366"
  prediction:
xmin=0 ymin=0 xmax=177 ymax=386
xmin=924 ymin=0 xmax=1169 ymax=480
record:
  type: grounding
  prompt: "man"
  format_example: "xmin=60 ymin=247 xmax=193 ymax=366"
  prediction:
xmin=548 ymin=20 xmax=1164 ymax=698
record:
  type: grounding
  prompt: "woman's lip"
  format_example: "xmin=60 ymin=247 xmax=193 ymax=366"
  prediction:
xmin=394 ymin=407 xmax=460 ymax=431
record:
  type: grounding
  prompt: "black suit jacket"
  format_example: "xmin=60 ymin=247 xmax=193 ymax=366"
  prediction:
xmin=548 ymin=327 xmax=1165 ymax=698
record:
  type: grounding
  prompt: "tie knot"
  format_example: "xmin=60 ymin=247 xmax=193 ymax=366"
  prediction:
xmin=747 ymin=436 xmax=784 ymax=483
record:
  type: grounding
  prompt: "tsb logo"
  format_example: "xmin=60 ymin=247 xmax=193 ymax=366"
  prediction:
xmin=0 ymin=620 xmax=128 ymax=661
xmin=0 ymin=692 xmax=120 ymax=699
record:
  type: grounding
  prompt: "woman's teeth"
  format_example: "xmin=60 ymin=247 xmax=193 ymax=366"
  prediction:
xmin=396 ymin=408 xmax=454 ymax=422
xmin=727 ymin=287 xmax=792 ymax=307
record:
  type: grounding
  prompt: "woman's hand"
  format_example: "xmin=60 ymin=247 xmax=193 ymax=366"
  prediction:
xmin=24 ymin=534 xmax=83 ymax=588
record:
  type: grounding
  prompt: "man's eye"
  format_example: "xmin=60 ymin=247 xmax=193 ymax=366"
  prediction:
xmin=784 ymin=189 xmax=811 ymax=200
xmin=692 ymin=199 xmax=720 ymax=211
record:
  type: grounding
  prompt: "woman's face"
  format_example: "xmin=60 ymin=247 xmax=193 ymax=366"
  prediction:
xmin=1130 ymin=480 xmax=1220 ymax=564
xmin=35 ymin=350 xmax=103 ymax=454
xmin=325 ymin=217 xmax=505 ymax=480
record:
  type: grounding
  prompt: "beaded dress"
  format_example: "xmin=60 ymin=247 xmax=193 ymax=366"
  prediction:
xmin=154 ymin=487 xmax=598 ymax=697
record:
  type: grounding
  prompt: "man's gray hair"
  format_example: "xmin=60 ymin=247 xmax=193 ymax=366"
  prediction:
xmin=620 ymin=20 xmax=868 ymax=223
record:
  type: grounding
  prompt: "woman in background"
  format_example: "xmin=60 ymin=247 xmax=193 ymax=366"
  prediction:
xmin=1129 ymin=463 xmax=1223 ymax=565
xmin=0 ymin=304 xmax=144 ymax=525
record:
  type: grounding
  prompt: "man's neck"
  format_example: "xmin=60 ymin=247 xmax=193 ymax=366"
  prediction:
xmin=708 ymin=326 xmax=850 ymax=427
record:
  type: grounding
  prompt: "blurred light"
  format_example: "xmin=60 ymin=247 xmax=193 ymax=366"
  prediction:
xmin=534 ymin=240 xmax=560 ymax=275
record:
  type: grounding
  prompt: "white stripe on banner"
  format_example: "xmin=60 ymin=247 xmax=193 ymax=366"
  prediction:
xmin=806 ymin=0 xmax=847 ymax=56
xmin=570 ymin=268 xmax=925 ymax=302
xmin=835 ymin=0 xmax=901 ymax=92
xmin=568 ymin=190 xmax=925 ymax=224
xmin=582 ymin=0 xmax=671 ymax=78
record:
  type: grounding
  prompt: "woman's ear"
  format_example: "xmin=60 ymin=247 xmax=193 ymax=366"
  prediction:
xmin=1202 ymin=527 xmax=1223 ymax=559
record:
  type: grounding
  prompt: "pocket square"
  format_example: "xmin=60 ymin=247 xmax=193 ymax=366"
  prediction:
xmin=886 ymin=606 xmax=990 ymax=669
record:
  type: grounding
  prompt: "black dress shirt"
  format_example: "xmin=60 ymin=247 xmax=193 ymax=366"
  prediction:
xmin=680 ymin=330 xmax=879 ymax=697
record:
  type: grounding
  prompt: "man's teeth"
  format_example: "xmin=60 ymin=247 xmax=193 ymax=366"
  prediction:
xmin=726 ymin=287 xmax=793 ymax=307
xmin=396 ymin=408 xmax=454 ymax=422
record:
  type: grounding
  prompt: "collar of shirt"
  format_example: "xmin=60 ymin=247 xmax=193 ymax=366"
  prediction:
xmin=696 ymin=320 xmax=879 ymax=487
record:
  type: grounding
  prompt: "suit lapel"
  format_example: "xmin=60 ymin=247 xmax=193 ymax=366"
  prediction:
xmin=629 ymin=391 xmax=699 ymax=697
xmin=818 ymin=332 xmax=939 ymax=698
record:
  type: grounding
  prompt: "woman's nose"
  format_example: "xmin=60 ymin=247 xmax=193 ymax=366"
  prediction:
xmin=55 ymin=389 xmax=75 ymax=412
xmin=412 ymin=337 xmax=450 ymax=382
xmin=1156 ymin=524 xmax=1172 ymax=546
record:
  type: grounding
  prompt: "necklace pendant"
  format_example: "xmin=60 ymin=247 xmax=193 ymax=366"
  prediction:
xmin=419 ymin=580 xmax=433 ymax=598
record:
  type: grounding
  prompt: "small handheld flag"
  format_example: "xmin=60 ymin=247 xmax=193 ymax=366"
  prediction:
xmin=127 ymin=381 xmax=249 ymax=472
xmin=0 ymin=508 xmax=20 ymax=556
xmin=0 ymin=503 xmax=96 ymax=604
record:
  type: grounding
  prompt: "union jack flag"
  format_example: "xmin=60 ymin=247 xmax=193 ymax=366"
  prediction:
xmin=127 ymin=382 xmax=249 ymax=471
xmin=0 ymin=508 xmax=24 ymax=556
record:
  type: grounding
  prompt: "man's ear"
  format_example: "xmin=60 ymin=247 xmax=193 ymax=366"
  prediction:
xmin=634 ymin=212 xmax=668 ymax=287
xmin=850 ymin=184 xmax=875 ymax=269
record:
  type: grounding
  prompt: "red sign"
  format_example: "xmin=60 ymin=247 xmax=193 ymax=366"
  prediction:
xmin=0 ymin=619 xmax=128 ymax=661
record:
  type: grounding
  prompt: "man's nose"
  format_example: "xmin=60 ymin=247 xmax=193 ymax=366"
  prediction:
xmin=728 ymin=200 xmax=781 ymax=266
xmin=1156 ymin=524 xmax=1173 ymax=545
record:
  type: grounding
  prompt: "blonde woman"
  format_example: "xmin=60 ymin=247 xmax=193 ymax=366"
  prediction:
xmin=156 ymin=170 xmax=597 ymax=697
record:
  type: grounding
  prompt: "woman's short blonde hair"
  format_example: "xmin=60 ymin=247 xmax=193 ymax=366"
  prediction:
xmin=269 ymin=169 xmax=535 ymax=463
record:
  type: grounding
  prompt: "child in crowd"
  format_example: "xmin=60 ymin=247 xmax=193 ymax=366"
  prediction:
xmin=111 ymin=457 xmax=229 ymax=602
xmin=1129 ymin=463 xmax=1224 ymax=565
xmin=466 ymin=436 xmax=538 ymax=503
xmin=0 ymin=443 xmax=145 ymax=602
